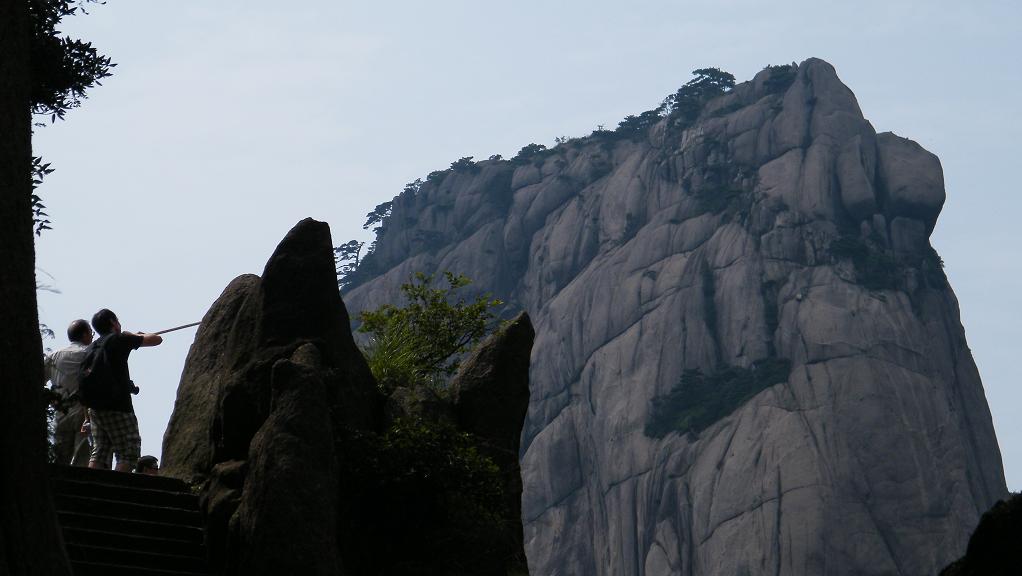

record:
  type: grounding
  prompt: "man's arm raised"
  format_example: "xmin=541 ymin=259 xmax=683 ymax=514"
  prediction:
xmin=138 ymin=333 xmax=162 ymax=347
xmin=126 ymin=331 xmax=163 ymax=347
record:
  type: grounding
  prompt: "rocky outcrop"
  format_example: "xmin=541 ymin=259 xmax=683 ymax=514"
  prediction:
xmin=343 ymin=59 xmax=1008 ymax=575
xmin=161 ymin=218 xmax=379 ymax=575
xmin=163 ymin=218 xmax=536 ymax=575
xmin=451 ymin=312 xmax=535 ymax=571
xmin=940 ymin=493 xmax=1022 ymax=576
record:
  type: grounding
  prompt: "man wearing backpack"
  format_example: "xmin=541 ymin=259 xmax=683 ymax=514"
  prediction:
xmin=43 ymin=319 xmax=94 ymax=466
xmin=85 ymin=309 xmax=162 ymax=472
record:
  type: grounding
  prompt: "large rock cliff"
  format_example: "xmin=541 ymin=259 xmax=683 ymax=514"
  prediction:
xmin=342 ymin=59 xmax=1008 ymax=575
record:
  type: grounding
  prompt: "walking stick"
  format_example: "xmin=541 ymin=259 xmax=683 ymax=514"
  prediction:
xmin=153 ymin=322 xmax=201 ymax=335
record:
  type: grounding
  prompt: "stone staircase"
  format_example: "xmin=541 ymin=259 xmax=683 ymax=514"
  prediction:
xmin=50 ymin=465 xmax=210 ymax=576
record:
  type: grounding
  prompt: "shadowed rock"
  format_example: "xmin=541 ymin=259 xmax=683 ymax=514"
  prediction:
xmin=161 ymin=274 xmax=259 ymax=483
xmin=233 ymin=344 xmax=341 ymax=575
xmin=162 ymin=218 xmax=379 ymax=575
xmin=940 ymin=493 xmax=1022 ymax=576
xmin=451 ymin=311 xmax=535 ymax=571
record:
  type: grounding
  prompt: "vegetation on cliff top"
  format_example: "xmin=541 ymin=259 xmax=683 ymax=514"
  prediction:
xmin=334 ymin=66 xmax=751 ymax=290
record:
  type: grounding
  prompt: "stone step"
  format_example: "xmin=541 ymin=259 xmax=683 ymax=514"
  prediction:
xmin=56 ymin=494 xmax=201 ymax=527
xmin=67 ymin=543 xmax=206 ymax=573
xmin=63 ymin=527 xmax=201 ymax=557
xmin=53 ymin=477 xmax=199 ymax=509
xmin=50 ymin=464 xmax=191 ymax=493
xmin=57 ymin=510 xmax=204 ymax=544
xmin=50 ymin=464 xmax=211 ymax=575
xmin=70 ymin=560 xmax=208 ymax=576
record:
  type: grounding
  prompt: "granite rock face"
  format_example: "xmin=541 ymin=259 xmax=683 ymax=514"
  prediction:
xmin=161 ymin=218 xmax=378 ymax=575
xmin=344 ymin=59 xmax=1008 ymax=575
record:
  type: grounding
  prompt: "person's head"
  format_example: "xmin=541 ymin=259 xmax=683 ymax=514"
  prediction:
xmin=134 ymin=455 xmax=159 ymax=475
xmin=91 ymin=309 xmax=121 ymax=336
xmin=67 ymin=319 xmax=93 ymax=345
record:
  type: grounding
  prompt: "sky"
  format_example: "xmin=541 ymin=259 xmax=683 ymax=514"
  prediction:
xmin=34 ymin=1 xmax=1021 ymax=489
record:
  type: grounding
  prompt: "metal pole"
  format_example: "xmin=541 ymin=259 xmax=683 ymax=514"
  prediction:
xmin=154 ymin=322 xmax=201 ymax=335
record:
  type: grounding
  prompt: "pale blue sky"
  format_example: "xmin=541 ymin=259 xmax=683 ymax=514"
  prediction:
xmin=34 ymin=1 xmax=1021 ymax=489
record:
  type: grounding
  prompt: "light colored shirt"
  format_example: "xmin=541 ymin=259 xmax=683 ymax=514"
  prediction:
xmin=44 ymin=343 xmax=88 ymax=400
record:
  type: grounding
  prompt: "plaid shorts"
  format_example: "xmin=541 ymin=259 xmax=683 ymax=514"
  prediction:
xmin=89 ymin=408 xmax=141 ymax=468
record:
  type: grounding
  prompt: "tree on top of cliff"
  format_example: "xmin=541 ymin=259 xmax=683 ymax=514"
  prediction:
xmin=362 ymin=200 xmax=392 ymax=232
xmin=664 ymin=67 xmax=735 ymax=123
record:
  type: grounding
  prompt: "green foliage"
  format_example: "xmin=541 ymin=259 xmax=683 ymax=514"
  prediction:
xmin=31 ymin=156 xmax=54 ymax=235
xmin=358 ymin=272 xmax=503 ymax=392
xmin=450 ymin=156 xmax=479 ymax=173
xmin=344 ymin=418 xmax=509 ymax=575
xmin=334 ymin=240 xmax=365 ymax=289
xmin=646 ymin=358 xmax=791 ymax=438
xmin=29 ymin=0 xmax=114 ymax=122
xmin=614 ymin=108 xmax=665 ymax=140
xmin=664 ymin=67 xmax=736 ymax=125
xmin=691 ymin=163 xmax=751 ymax=217
xmin=830 ymin=234 xmax=900 ymax=291
xmin=426 ymin=169 xmax=450 ymax=185
xmin=361 ymin=320 xmax=429 ymax=391
xmin=511 ymin=143 xmax=548 ymax=164
xmin=403 ymin=178 xmax=423 ymax=196
xmin=28 ymin=1 xmax=113 ymax=236
xmin=363 ymin=201 xmax=393 ymax=232
xmin=763 ymin=64 xmax=797 ymax=94
xmin=362 ymin=418 xmax=504 ymax=512
xmin=830 ymin=233 xmax=948 ymax=293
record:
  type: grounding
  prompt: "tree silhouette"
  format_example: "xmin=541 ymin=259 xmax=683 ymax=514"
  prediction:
xmin=1 ymin=2 xmax=112 ymax=573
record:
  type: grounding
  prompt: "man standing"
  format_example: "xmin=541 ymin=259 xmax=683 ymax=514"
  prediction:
xmin=43 ymin=319 xmax=94 ymax=466
xmin=87 ymin=308 xmax=162 ymax=472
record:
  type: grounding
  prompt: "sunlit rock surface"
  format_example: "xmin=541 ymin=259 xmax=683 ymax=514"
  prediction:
xmin=344 ymin=59 xmax=1006 ymax=576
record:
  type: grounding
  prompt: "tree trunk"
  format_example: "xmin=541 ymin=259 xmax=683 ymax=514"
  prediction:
xmin=0 ymin=1 xmax=72 ymax=574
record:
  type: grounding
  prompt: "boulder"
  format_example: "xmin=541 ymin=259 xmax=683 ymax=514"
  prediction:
xmin=877 ymin=131 xmax=946 ymax=231
xmin=233 ymin=344 xmax=341 ymax=576
xmin=450 ymin=312 xmax=535 ymax=571
xmin=161 ymin=274 xmax=259 ymax=483
xmin=162 ymin=218 xmax=380 ymax=575
xmin=940 ymin=493 xmax=1022 ymax=576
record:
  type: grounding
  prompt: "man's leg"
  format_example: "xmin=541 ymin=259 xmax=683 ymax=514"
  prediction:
xmin=88 ymin=409 xmax=113 ymax=469
xmin=70 ymin=421 xmax=91 ymax=467
xmin=101 ymin=410 xmax=141 ymax=473
xmin=51 ymin=408 xmax=76 ymax=465
xmin=60 ymin=404 xmax=90 ymax=467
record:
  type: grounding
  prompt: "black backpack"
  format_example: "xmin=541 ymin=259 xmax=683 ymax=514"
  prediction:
xmin=77 ymin=335 xmax=117 ymax=409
